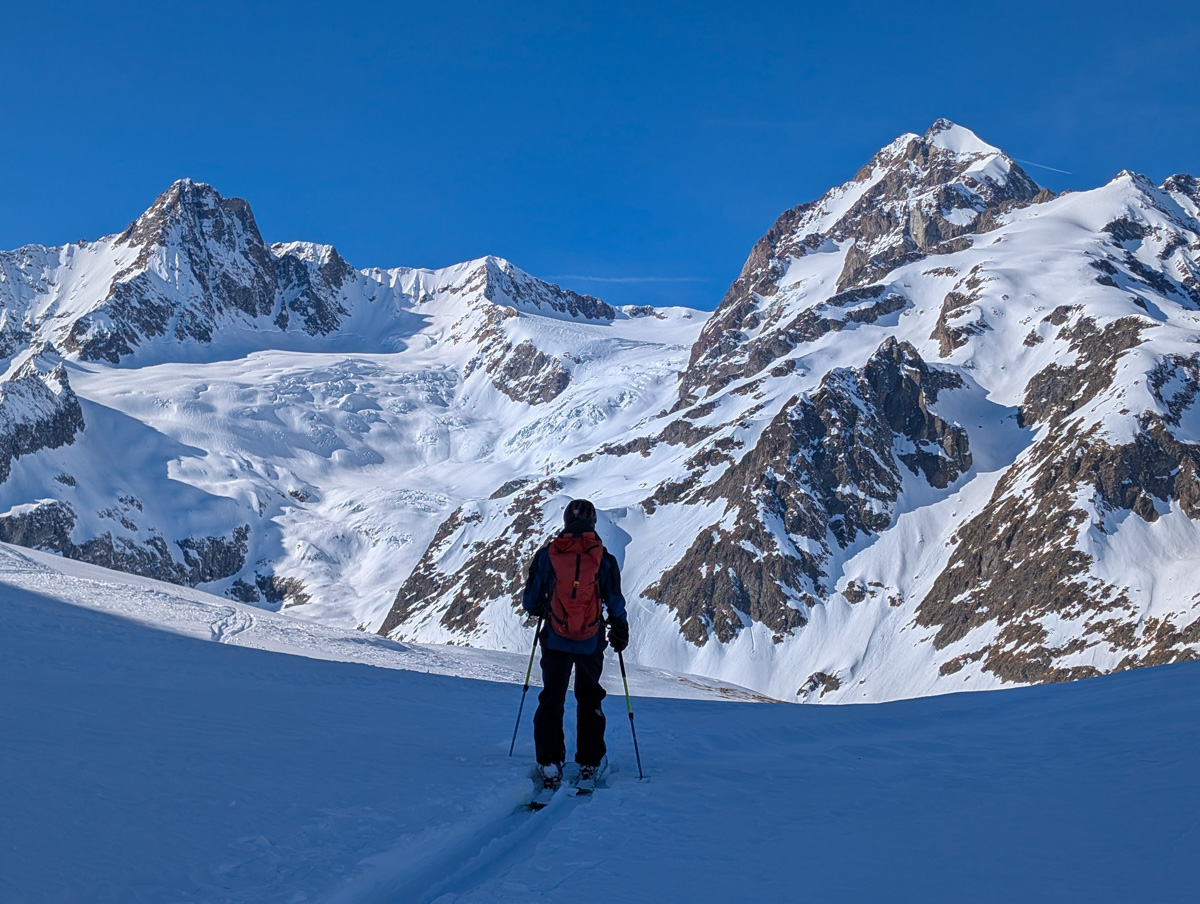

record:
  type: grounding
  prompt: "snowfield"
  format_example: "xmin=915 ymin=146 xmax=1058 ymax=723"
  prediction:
xmin=2 ymin=542 xmax=1195 ymax=903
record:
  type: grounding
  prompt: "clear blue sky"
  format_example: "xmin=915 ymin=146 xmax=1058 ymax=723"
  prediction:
xmin=2 ymin=1 xmax=1196 ymax=309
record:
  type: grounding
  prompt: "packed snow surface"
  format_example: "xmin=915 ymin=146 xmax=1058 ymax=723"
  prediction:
xmin=2 ymin=543 xmax=1195 ymax=903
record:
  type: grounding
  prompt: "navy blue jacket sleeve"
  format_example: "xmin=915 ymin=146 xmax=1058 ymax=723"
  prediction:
xmin=522 ymin=546 xmax=552 ymax=616
xmin=600 ymin=552 xmax=627 ymax=622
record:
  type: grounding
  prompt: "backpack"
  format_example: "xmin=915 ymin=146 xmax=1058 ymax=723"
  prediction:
xmin=547 ymin=532 xmax=605 ymax=642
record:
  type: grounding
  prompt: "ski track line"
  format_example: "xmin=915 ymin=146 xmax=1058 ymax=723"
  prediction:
xmin=0 ymin=545 xmax=47 ymax=575
xmin=414 ymin=789 xmax=594 ymax=904
xmin=210 ymin=607 xmax=255 ymax=644
xmin=321 ymin=780 xmax=591 ymax=904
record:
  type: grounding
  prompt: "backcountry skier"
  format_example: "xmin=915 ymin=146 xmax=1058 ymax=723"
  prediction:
xmin=522 ymin=498 xmax=629 ymax=792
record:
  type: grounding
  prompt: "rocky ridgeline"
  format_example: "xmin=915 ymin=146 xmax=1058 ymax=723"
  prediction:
xmin=0 ymin=497 xmax=252 ymax=588
xmin=679 ymin=119 xmax=1048 ymax=405
xmin=5 ymin=120 xmax=1200 ymax=700
xmin=65 ymin=180 xmax=356 ymax=362
xmin=379 ymin=121 xmax=1200 ymax=696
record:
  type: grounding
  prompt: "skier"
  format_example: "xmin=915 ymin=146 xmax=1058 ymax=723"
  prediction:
xmin=522 ymin=498 xmax=629 ymax=793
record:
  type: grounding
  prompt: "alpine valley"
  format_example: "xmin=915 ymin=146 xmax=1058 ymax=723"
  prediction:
xmin=4 ymin=119 xmax=1200 ymax=703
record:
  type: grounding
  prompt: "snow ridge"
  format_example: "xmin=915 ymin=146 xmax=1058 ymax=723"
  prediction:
xmin=3 ymin=120 xmax=1200 ymax=704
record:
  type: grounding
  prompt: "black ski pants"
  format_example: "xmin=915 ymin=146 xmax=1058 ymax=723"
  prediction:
xmin=533 ymin=645 xmax=607 ymax=767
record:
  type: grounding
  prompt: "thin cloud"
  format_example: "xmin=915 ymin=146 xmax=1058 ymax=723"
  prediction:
xmin=1014 ymin=157 xmax=1073 ymax=175
xmin=550 ymin=274 xmax=710 ymax=284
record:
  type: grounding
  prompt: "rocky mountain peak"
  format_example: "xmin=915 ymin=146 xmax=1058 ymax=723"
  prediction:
xmin=1162 ymin=173 xmax=1199 ymax=201
xmin=679 ymin=121 xmax=1047 ymax=404
xmin=474 ymin=256 xmax=616 ymax=322
xmin=393 ymin=255 xmax=613 ymax=323
xmin=117 ymin=179 xmax=266 ymax=258
xmin=922 ymin=118 xmax=1003 ymax=157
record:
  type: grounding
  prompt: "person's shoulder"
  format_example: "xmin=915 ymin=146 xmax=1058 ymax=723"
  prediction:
xmin=527 ymin=542 xmax=552 ymax=570
xmin=601 ymin=550 xmax=621 ymax=569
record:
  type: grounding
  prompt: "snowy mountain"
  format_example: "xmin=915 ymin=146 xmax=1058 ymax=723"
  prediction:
xmin=3 ymin=119 xmax=1200 ymax=702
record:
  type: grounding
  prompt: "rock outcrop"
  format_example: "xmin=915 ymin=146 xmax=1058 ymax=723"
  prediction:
xmin=0 ymin=351 xmax=85 ymax=484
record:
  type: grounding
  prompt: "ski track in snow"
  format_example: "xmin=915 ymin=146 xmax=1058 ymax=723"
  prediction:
xmin=333 ymin=784 xmax=594 ymax=904
xmin=1 ymin=540 xmax=1197 ymax=903
xmin=211 ymin=606 xmax=255 ymax=643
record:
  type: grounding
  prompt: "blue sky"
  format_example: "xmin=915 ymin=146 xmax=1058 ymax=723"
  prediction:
xmin=2 ymin=0 xmax=1196 ymax=310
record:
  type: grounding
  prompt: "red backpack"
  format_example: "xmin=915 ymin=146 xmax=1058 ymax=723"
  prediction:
xmin=548 ymin=533 xmax=605 ymax=641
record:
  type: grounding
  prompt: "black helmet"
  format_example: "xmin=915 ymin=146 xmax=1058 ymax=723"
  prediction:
xmin=563 ymin=498 xmax=597 ymax=531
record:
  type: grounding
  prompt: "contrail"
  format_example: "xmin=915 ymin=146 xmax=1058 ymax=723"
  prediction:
xmin=1014 ymin=157 xmax=1073 ymax=176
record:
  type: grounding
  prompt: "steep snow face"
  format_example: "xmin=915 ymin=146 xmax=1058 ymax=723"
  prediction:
xmin=679 ymin=118 xmax=1045 ymax=404
xmin=3 ymin=120 xmax=1200 ymax=705
xmin=375 ymin=122 xmax=1200 ymax=702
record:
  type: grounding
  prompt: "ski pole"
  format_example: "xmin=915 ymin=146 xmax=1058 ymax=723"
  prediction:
xmin=509 ymin=615 xmax=544 ymax=756
xmin=617 ymin=650 xmax=644 ymax=779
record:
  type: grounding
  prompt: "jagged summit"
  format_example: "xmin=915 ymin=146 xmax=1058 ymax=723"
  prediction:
xmin=117 ymin=178 xmax=264 ymax=252
xmin=923 ymin=118 xmax=1004 ymax=156
xmin=679 ymin=121 xmax=1047 ymax=402
xmin=0 ymin=180 xmax=627 ymax=367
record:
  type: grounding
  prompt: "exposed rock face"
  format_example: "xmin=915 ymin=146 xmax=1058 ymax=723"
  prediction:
xmin=644 ymin=338 xmax=970 ymax=644
xmin=799 ymin=671 xmax=842 ymax=701
xmin=917 ymin=331 xmax=1200 ymax=683
xmin=0 ymin=353 xmax=85 ymax=484
xmin=253 ymin=573 xmax=312 ymax=608
xmin=380 ymin=478 xmax=564 ymax=638
xmin=680 ymin=119 xmax=1044 ymax=404
xmin=0 ymin=499 xmax=250 ymax=587
xmin=930 ymin=265 xmax=993 ymax=356
xmin=3 ymin=180 xmax=354 ymax=364
xmin=487 ymin=340 xmax=572 ymax=405
xmin=0 ymin=499 xmax=77 ymax=549
xmin=463 ymin=311 xmax=573 ymax=406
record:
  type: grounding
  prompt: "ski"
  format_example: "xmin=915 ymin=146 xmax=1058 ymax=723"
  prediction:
xmin=573 ymin=757 xmax=608 ymax=796
xmin=524 ymin=782 xmax=560 ymax=811
xmin=523 ymin=763 xmax=565 ymax=811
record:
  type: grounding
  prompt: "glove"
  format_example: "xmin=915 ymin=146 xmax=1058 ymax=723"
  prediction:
xmin=607 ymin=617 xmax=629 ymax=653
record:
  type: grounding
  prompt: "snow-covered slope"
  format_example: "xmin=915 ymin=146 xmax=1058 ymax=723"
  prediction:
xmin=377 ymin=121 xmax=1200 ymax=700
xmin=2 ymin=541 xmax=1195 ymax=902
xmin=3 ymin=119 xmax=1200 ymax=703
xmin=0 ymin=541 xmax=766 ymax=700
